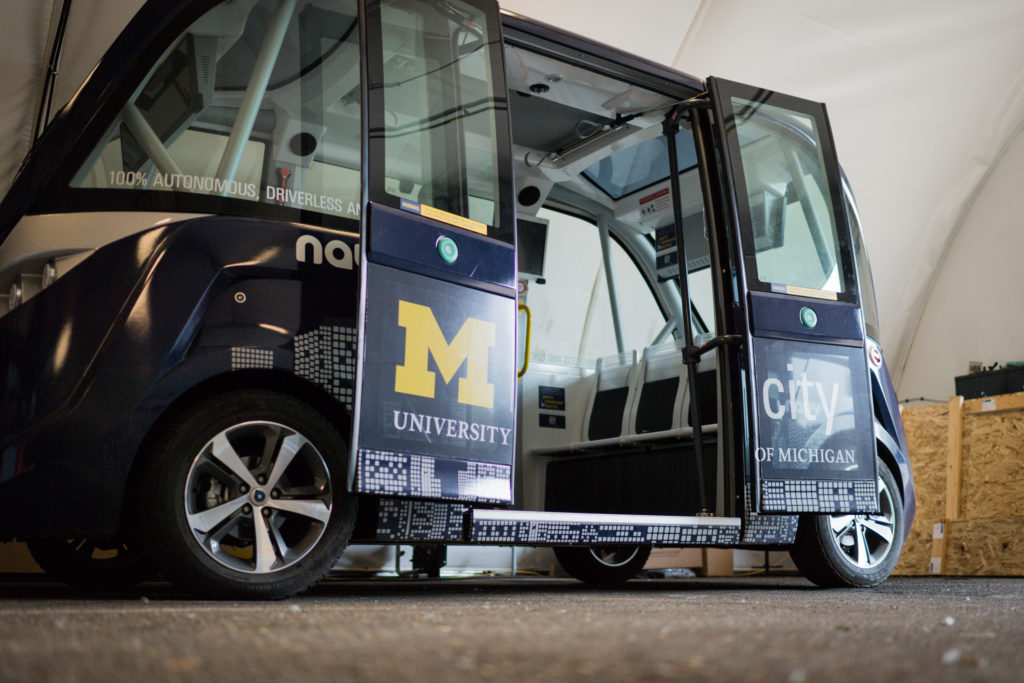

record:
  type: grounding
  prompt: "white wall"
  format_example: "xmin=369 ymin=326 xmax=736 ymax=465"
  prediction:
xmin=897 ymin=123 xmax=1024 ymax=400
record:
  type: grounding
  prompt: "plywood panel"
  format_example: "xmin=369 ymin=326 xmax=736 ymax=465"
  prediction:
xmin=644 ymin=547 xmax=702 ymax=569
xmin=944 ymin=517 xmax=1024 ymax=576
xmin=961 ymin=405 xmax=1024 ymax=519
xmin=893 ymin=516 xmax=936 ymax=576
xmin=900 ymin=403 xmax=948 ymax=520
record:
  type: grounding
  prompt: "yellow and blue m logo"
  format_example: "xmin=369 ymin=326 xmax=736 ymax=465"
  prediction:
xmin=393 ymin=300 xmax=496 ymax=409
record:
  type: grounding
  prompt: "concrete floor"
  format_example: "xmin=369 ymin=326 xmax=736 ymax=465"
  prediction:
xmin=0 ymin=575 xmax=1022 ymax=682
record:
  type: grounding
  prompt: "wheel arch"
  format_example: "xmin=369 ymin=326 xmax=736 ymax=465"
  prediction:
xmin=118 ymin=368 xmax=353 ymax=536
xmin=874 ymin=420 xmax=904 ymax=501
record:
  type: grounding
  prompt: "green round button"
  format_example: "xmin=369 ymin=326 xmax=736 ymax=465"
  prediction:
xmin=800 ymin=306 xmax=818 ymax=329
xmin=437 ymin=236 xmax=459 ymax=264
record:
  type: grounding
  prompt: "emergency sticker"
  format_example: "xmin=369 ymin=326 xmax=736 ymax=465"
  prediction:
xmin=400 ymin=198 xmax=488 ymax=235
xmin=639 ymin=187 xmax=670 ymax=222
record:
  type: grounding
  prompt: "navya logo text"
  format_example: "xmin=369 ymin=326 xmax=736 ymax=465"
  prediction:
xmin=761 ymin=364 xmax=842 ymax=436
xmin=393 ymin=301 xmax=496 ymax=409
xmin=295 ymin=234 xmax=359 ymax=270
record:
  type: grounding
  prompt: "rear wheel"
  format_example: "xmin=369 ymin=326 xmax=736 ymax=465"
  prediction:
xmin=555 ymin=544 xmax=651 ymax=585
xmin=141 ymin=390 xmax=356 ymax=599
xmin=26 ymin=538 xmax=155 ymax=589
xmin=790 ymin=456 xmax=904 ymax=588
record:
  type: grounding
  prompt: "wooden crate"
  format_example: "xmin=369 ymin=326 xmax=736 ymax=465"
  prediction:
xmin=643 ymin=547 xmax=735 ymax=576
xmin=944 ymin=517 xmax=1024 ymax=575
xmin=895 ymin=392 xmax=1024 ymax=575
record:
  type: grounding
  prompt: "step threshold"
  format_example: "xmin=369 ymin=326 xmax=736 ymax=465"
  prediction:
xmin=470 ymin=509 xmax=741 ymax=546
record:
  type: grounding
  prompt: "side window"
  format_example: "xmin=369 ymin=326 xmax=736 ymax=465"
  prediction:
xmin=688 ymin=266 xmax=716 ymax=335
xmin=524 ymin=208 xmax=665 ymax=364
xmin=72 ymin=0 xmax=361 ymax=222
xmin=849 ymin=198 xmax=880 ymax=339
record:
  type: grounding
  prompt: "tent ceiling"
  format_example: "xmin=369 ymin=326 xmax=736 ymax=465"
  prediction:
xmin=2 ymin=0 xmax=1022 ymax=396
xmin=504 ymin=0 xmax=1024 ymax=395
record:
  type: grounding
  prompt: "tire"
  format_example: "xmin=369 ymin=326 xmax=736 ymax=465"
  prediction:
xmin=26 ymin=538 xmax=156 ymax=589
xmin=789 ymin=456 xmax=904 ymax=588
xmin=140 ymin=390 xmax=356 ymax=599
xmin=555 ymin=544 xmax=652 ymax=585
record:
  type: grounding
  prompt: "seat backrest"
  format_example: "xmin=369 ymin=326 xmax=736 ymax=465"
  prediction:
xmin=632 ymin=339 xmax=688 ymax=434
xmin=631 ymin=338 xmax=720 ymax=434
xmin=582 ymin=350 xmax=639 ymax=441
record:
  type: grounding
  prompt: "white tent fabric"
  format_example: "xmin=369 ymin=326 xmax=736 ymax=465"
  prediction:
xmin=504 ymin=0 xmax=1024 ymax=402
xmin=2 ymin=0 xmax=1023 ymax=401
xmin=0 ymin=1 xmax=146 ymax=196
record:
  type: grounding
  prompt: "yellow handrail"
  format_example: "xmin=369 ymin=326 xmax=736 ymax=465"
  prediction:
xmin=518 ymin=302 xmax=532 ymax=378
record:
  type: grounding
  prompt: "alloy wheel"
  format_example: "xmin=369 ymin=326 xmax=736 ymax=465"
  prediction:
xmin=183 ymin=420 xmax=333 ymax=574
xmin=827 ymin=476 xmax=896 ymax=569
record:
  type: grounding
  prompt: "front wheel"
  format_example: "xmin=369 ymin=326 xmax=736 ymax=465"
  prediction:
xmin=789 ymin=456 xmax=904 ymax=588
xmin=140 ymin=390 xmax=356 ymax=599
xmin=555 ymin=544 xmax=651 ymax=585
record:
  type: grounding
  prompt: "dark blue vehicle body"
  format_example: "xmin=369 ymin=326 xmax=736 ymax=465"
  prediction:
xmin=0 ymin=217 xmax=360 ymax=538
xmin=0 ymin=0 xmax=914 ymax=594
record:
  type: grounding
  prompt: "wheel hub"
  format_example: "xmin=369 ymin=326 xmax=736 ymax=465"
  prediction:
xmin=827 ymin=475 xmax=896 ymax=570
xmin=184 ymin=420 xmax=333 ymax=575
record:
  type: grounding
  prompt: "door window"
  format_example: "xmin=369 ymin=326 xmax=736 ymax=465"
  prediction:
xmin=366 ymin=0 xmax=512 ymax=241
xmin=727 ymin=95 xmax=853 ymax=300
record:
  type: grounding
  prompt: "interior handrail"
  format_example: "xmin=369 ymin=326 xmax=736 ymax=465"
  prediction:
xmin=683 ymin=334 xmax=743 ymax=363
xmin=517 ymin=302 xmax=532 ymax=378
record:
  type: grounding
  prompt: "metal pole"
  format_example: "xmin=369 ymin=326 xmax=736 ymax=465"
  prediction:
xmin=34 ymin=0 xmax=74 ymax=141
xmin=597 ymin=214 xmax=625 ymax=355
xmin=652 ymin=319 xmax=678 ymax=346
xmin=665 ymin=111 xmax=707 ymax=512
xmin=122 ymin=103 xmax=183 ymax=176
xmin=216 ymin=0 xmax=297 ymax=187
xmin=690 ymin=105 xmax=742 ymax=517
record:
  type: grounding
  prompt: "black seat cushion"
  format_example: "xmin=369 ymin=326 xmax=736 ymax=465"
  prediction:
xmin=587 ymin=387 xmax=629 ymax=440
xmin=634 ymin=377 xmax=679 ymax=433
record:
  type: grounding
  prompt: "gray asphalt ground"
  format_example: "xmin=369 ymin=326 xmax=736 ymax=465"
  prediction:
xmin=0 ymin=575 xmax=1022 ymax=682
